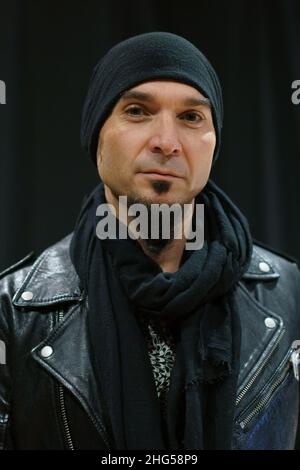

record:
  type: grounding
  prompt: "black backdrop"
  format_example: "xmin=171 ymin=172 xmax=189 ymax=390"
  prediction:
xmin=0 ymin=0 xmax=299 ymax=269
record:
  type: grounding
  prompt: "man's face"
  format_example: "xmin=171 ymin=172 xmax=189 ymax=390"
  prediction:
xmin=96 ymin=80 xmax=216 ymax=207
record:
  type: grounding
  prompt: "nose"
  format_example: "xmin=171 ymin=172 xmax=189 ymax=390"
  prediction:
xmin=148 ymin=113 xmax=182 ymax=156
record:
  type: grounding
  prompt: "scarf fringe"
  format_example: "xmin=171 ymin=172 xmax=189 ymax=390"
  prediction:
xmin=185 ymin=359 xmax=232 ymax=389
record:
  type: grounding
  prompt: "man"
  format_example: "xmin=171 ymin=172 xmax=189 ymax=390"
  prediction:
xmin=0 ymin=32 xmax=300 ymax=450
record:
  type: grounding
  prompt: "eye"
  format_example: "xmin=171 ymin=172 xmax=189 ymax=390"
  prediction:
xmin=124 ymin=105 xmax=147 ymax=117
xmin=180 ymin=111 xmax=204 ymax=124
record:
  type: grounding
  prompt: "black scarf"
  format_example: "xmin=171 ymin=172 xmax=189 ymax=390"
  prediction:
xmin=69 ymin=179 xmax=253 ymax=450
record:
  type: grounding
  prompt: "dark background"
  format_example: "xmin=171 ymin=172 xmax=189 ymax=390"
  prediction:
xmin=0 ymin=0 xmax=299 ymax=269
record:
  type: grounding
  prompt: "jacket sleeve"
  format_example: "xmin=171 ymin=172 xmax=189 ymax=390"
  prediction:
xmin=0 ymin=280 xmax=13 ymax=450
xmin=294 ymin=263 xmax=300 ymax=450
xmin=0 ymin=252 xmax=36 ymax=450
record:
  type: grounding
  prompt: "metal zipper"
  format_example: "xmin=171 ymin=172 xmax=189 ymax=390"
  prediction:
xmin=58 ymin=384 xmax=75 ymax=450
xmin=236 ymin=327 xmax=285 ymax=405
xmin=56 ymin=309 xmax=112 ymax=450
xmin=57 ymin=310 xmax=75 ymax=450
xmin=290 ymin=340 xmax=300 ymax=380
xmin=237 ymin=344 xmax=297 ymax=430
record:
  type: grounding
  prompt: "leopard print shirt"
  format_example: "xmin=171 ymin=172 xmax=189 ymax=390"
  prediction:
xmin=136 ymin=312 xmax=176 ymax=417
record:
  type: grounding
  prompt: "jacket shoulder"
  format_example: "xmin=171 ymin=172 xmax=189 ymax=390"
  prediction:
xmin=5 ymin=233 xmax=81 ymax=308
xmin=0 ymin=252 xmax=36 ymax=281
xmin=242 ymin=239 xmax=300 ymax=283
xmin=0 ymin=233 xmax=75 ymax=297
xmin=252 ymin=238 xmax=299 ymax=266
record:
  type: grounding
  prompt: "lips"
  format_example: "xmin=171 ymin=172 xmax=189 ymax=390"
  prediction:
xmin=140 ymin=169 xmax=182 ymax=178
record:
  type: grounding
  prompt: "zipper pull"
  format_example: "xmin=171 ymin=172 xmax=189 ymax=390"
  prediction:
xmin=290 ymin=340 xmax=300 ymax=381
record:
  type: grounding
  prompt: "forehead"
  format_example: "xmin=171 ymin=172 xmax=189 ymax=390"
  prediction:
xmin=119 ymin=80 xmax=210 ymax=106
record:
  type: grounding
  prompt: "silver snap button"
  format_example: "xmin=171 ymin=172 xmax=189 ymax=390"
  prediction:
xmin=40 ymin=346 xmax=53 ymax=358
xmin=259 ymin=262 xmax=270 ymax=272
xmin=264 ymin=317 xmax=276 ymax=329
xmin=21 ymin=291 xmax=33 ymax=301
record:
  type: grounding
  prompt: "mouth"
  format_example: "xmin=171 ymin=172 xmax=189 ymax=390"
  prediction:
xmin=138 ymin=170 xmax=182 ymax=179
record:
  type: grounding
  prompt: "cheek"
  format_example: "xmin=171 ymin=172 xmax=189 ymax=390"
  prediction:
xmin=188 ymin=131 xmax=216 ymax=167
xmin=97 ymin=128 xmax=120 ymax=169
xmin=198 ymin=130 xmax=216 ymax=157
xmin=97 ymin=126 xmax=143 ymax=181
xmin=187 ymin=131 xmax=216 ymax=189
xmin=101 ymin=126 xmax=144 ymax=160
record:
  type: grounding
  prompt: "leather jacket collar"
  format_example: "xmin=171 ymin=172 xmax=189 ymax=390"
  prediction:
xmin=12 ymin=234 xmax=279 ymax=308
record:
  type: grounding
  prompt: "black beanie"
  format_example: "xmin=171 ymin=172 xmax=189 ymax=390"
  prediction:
xmin=80 ymin=31 xmax=223 ymax=165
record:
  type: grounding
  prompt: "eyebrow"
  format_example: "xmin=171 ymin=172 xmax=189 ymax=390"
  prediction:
xmin=120 ymin=90 xmax=211 ymax=108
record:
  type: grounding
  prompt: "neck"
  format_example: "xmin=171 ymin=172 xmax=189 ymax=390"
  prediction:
xmin=138 ymin=237 xmax=187 ymax=273
xmin=103 ymin=185 xmax=195 ymax=273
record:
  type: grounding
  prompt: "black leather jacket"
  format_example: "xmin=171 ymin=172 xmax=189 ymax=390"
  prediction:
xmin=0 ymin=233 xmax=300 ymax=450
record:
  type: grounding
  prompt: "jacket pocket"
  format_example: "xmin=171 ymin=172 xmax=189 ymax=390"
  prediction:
xmin=236 ymin=341 xmax=300 ymax=431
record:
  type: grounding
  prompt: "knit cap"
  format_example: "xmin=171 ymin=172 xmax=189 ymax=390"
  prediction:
xmin=81 ymin=31 xmax=223 ymax=165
